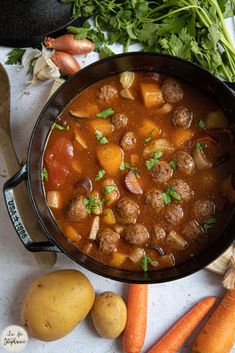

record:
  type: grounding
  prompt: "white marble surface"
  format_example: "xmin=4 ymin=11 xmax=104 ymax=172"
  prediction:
xmin=0 ymin=19 xmax=235 ymax=353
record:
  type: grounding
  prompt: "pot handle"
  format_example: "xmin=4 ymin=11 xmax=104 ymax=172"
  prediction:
xmin=224 ymin=82 xmax=235 ymax=93
xmin=3 ymin=163 xmax=60 ymax=253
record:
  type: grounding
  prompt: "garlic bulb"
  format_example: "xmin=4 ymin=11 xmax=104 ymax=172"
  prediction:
xmin=21 ymin=48 xmax=42 ymax=69
xmin=33 ymin=46 xmax=60 ymax=82
xmin=22 ymin=46 xmax=60 ymax=83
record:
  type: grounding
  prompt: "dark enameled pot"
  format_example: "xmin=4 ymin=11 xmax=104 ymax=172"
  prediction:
xmin=3 ymin=53 xmax=235 ymax=283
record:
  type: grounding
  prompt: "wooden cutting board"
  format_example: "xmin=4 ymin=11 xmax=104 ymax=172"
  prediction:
xmin=49 ymin=78 xmax=233 ymax=277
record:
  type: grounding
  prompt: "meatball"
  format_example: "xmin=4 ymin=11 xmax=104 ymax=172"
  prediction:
xmin=152 ymin=225 xmax=166 ymax=241
xmin=114 ymin=197 xmax=139 ymax=224
xmin=165 ymin=204 xmax=184 ymax=225
xmin=161 ymin=78 xmax=184 ymax=103
xmin=112 ymin=113 xmax=128 ymax=129
xmin=182 ymin=220 xmax=204 ymax=241
xmin=123 ymin=224 xmax=149 ymax=246
xmin=120 ymin=131 xmax=136 ymax=150
xmin=145 ymin=189 xmax=164 ymax=211
xmin=174 ymin=151 xmax=195 ymax=175
xmin=171 ymin=105 xmax=193 ymax=128
xmin=170 ymin=179 xmax=192 ymax=202
xmin=150 ymin=161 xmax=173 ymax=184
xmin=193 ymin=200 xmax=215 ymax=224
xmin=97 ymin=228 xmax=120 ymax=253
xmin=97 ymin=85 xmax=118 ymax=101
xmin=66 ymin=195 xmax=88 ymax=222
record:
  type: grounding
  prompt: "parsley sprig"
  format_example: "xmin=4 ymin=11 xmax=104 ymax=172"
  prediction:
xmin=169 ymin=160 xmax=176 ymax=171
xmin=140 ymin=254 xmax=158 ymax=272
xmin=103 ymin=185 xmax=118 ymax=195
xmin=145 ymin=150 xmax=163 ymax=170
xmin=198 ymin=119 xmax=206 ymax=129
xmin=83 ymin=197 xmax=104 ymax=214
xmin=64 ymin=0 xmax=235 ymax=82
xmin=163 ymin=186 xmax=181 ymax=205
xmin=95 ymin=169 xmax=106 ymax=181
xmin=195 ymin=142 xmax=207 ymax=150
xmin=96 ymin=108 xmax=114 ymax=118
xmin=203 ymin=217 xmax=216 ymax=232
xmin=120 ymin=162 xmax=139 ymax=172
xmin=95 ymin=130 xmax=108 ymax=144
xmin=52 ymin=123 xmax=70 ymax=131
xmin=41 ymin=167 xmax=48 ymax=181
xmin=5 ymin=48 xmax=26 ymax=65
xmin=144 ymin=128 xmax=156 ymax=143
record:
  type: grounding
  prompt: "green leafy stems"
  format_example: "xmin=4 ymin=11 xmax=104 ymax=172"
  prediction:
xmin=63 ymin=0 xmax=235 ymax=81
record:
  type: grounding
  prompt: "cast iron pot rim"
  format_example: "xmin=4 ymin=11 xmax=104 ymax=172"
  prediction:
xmin=27 ymin=52 xmax=235 ymax=283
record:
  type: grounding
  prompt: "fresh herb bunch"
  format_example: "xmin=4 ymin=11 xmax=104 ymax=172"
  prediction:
xmin=63 ymin=0 xmax=235 ymax=81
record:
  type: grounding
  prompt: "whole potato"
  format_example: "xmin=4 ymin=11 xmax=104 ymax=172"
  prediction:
xmin=91 ymin=291 xmax=127 ymax=339
xmin=21 ymin=269 xmax=95 ymax=341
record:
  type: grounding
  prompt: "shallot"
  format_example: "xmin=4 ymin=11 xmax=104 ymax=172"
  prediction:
xmin=51 ymin=51 xmax=80 ymax=76
xmin=45 ymin=34 xmax=95 ymax=55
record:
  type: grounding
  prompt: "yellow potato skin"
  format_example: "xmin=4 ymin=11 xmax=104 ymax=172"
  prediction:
xmin=91 ymin=291 xmax=127 ymax=339
xmin=21 ymin=269 xmax=95 ymax=341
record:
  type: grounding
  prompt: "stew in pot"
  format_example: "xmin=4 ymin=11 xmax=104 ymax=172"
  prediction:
xmin=43 ymin=71 xmax=235 ymax=271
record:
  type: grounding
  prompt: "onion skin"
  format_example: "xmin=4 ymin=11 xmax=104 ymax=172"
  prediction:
xmin=45 ymin=34 xmax=95 ymax=54
xmin=51 ymin=51 xmax=80 ymax=76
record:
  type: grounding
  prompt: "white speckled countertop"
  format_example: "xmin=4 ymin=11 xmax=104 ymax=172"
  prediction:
xmin=0 ymin=18 xmax=235 ymax=353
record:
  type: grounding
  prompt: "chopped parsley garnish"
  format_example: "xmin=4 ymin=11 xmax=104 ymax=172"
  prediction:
xmin=83 ymin=197 xmax=104 ymax=215
xmin=145 ymin=150 xmax=163 ymax=170
xmin=103 ymin=185 xmax=118 ymax=195
xmin=203 ymin=217 xmax=216 ymax=233
xmin=163 ymin=186 xmax=181 ymax=205
xmin=96 ymin=108 xmax=114 ymax=118
xmin=95 ymin=130 xmax=108 ymax=144
xmin=144 ymin=128 xmax=156 ymax=143
xmin=140 ymin=254 xmax=158 ymax=272
xmin=95 ymin=169 xmax=106 ymax=181
xmin=119 ymin=162 xmax=139 ymax=172
xmin=169 ymin=160 xmax=176 ymax=171
xmin=5 ymin=48 xmax=26 ymax=65
xmin=41 ymin=167 xmax=48 ymax=181
xmin=52 ymin=122 xmax=70 ymax=131
xmin=195 ymin=142 xmax=207 ymax=150
xmin=198 ymin=119 xmax=206 ymax=129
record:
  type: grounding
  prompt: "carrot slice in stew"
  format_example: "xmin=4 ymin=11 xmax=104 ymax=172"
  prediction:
xmin=140 ymin=83 xmax=164 ymax=108
xmin=171 ymin=128 xmax=194 ymax=147
xmin=89 ymin=118 xmax=114 ymax=136
xmin=138 ymin=119 xmax=161 ymax=139
xmin=97 ymin=143 xmax=123 ymax=176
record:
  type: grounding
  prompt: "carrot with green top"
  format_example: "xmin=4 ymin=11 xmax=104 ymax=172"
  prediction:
xmin=122 ymin=284 xmax=148 ymax=353
xmin=147 ymin=296 xmax=216 ymax=353
xmin=193 ymin=289 xmax=235 ymax=353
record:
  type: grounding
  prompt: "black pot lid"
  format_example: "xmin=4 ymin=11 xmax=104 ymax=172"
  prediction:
xmin=0 ymin=0 xmax=82 ymax=47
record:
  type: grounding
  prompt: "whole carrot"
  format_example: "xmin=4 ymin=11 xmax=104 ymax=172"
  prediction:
xmin=147 ymin=296 xmax=216 ymax=353
xmin=192 ymin=290 xmax=235 ymax=353
xmin=123 ymin=284 xmax=148 ymax=353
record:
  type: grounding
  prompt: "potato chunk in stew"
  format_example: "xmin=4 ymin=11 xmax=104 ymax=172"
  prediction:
xmin=43 ymin=71 xmax=235 ymax=271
